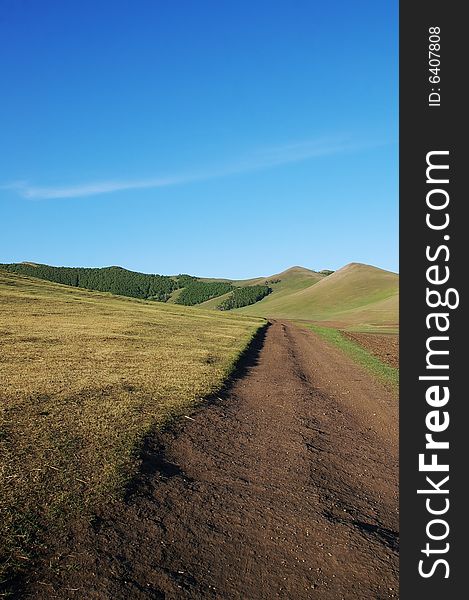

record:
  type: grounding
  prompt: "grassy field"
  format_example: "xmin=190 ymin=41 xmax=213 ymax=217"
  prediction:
xmin=238 ymin=263 xmax=398 ymax=330
xmin=305 ymin=324 xmax=399 ymax=389
xmin=0 ymin=271 xmax=263 ymax=588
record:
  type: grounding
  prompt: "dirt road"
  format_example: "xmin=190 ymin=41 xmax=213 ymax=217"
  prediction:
xmin=26 ymin=321 xmax=398 ymax=599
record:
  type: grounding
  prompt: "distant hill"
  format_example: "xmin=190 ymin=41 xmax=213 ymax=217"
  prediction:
xmin=1 ymin=261 xmax=398 ymax=329
xmin=198 ymin=266 xmax=325 ymax=309
xmin=237 ymin=263 xmax=398 ymax=330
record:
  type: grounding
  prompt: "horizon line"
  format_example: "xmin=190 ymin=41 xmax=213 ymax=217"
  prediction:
xmin=1 ymin=259 xmax=399 ymax=279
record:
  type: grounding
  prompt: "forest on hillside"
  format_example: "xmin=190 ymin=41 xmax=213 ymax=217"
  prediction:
xmin=0 ymin=263 xmax=192 ymax=301
xmin=1 ymin=263 xmax=273 ymax=310
xmin=174 ymin=281 xmax=234 ymax=306
xmin=218 ymin=285 xmax=272 ymax=310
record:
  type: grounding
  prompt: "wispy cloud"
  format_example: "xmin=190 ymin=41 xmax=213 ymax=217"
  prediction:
xmin=2 ymin=136 xmax=378 ymax=200
xmin=3 ymin=177 xmax=183 ymax=200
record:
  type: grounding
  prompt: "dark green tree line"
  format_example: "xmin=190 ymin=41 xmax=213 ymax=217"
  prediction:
xmin=174 ymin=281 xmax=234 ymax=306
xmin=217 ymin=285 xmax=271 ymax=310
xmin=1 ymin=263 xmax=182 ymax=301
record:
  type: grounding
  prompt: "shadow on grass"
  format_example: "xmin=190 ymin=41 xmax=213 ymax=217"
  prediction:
xmin=124 ymin=321 xmax=271 ymax=500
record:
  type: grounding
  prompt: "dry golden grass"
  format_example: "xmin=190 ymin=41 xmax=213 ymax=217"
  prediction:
xmin=0 ymin=270 xmax=263 ymax=587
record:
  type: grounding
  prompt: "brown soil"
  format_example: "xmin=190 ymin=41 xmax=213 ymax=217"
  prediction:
xmin=341 ymin=332 xmax=399 ymax=369
xmin=21 ymin=321 xmax=398 ymax=599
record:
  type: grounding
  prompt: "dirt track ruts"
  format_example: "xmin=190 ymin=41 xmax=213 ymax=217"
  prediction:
xmin=25 ymin=321 xmax=399 ymax=599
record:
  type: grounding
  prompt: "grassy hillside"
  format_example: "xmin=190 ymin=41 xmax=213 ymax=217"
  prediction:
xmin=323 ymin=294 xmax=399 ymax=331
xmin=0 ymin=270 xmax=263 ymax=587
xmin=235 ymin=265 xmax=324 ymax=289
xmin=1 ymin=261 xmax=399 ymax=329
xmin=198 ymin=266 xmax=324 ymax=310
xmin=238 ymin=263 xmax=398 ymax=330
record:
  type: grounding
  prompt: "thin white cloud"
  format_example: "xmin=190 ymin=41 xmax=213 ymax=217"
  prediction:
xmin=2 ymin=136 xmax=379 ymax=200
xmin=4 ymin=177 xmax=181 ymax=200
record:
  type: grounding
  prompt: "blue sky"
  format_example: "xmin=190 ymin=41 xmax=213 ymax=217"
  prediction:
xmin=0 ymin=0 xmax=398 ymax=278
